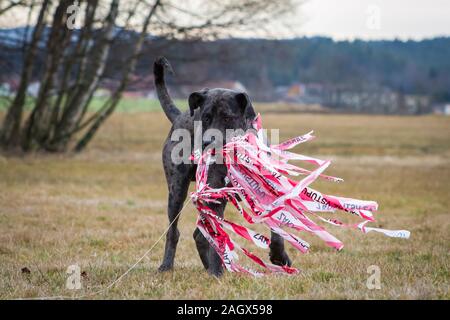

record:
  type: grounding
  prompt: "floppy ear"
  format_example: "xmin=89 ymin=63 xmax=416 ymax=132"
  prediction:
xmin=236 ymin=92 xmax=256 ymax=120
xmin=188 ymin=91 xmax=206 ymax=117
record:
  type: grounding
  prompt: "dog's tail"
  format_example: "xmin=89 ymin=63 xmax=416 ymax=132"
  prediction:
xmin=153 ymin=56 xmax=181 ymax=123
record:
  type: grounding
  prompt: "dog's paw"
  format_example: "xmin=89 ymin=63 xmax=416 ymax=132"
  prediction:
xmin=269 ymin=251 xmax=292 ymax=267
xmin=158 ymin=263 xmax=173 ymax=272
xmin=207 ymin=267 xmax=224 ymax=278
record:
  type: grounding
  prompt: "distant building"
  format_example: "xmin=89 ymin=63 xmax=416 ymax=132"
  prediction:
xmin=146 ymin=90 xmax=157 ymax=99
xmin=433 ymin=103 xmax=450 ymax=116
xmin=200 ymin=80 xmax=247 ymax=92
xmin=0 ymin=83 xmax=11 ymax=96
xmin=173 ymin=80 xmax=248 ymax=99
xmin=279 ymin=82 xmax=326 ymax=104
xmin=287 ymin=83 xmax=302 ymax=98
xmin=2 ymin=75 xmax=20 ymax=93
xmin=27 ymin=81 xmax=40 ymax=97
xmin=122 ymin=91 xmax=146 ymax=99
xmin=277 ymin=82 xmax=432 ymax=115
xmin=93 ymin=88 xmax=111 ymax=98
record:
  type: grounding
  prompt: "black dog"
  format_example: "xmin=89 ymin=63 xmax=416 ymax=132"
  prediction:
xmin=153 ymin=57 xmax=291 ymax=276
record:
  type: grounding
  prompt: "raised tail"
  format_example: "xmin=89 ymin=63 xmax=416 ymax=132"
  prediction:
xmin=153 ymin=56 xmax=181 ymax=123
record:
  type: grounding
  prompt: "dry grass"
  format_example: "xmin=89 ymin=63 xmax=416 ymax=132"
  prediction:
xmin=0 ymin=109 xmax=449 ymax=299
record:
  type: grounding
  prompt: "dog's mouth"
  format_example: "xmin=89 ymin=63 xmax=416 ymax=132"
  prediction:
xmin=202 ymin=138 xmax=219 ymax=152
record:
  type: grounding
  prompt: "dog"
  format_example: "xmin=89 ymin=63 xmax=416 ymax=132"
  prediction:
xmin=153 ymin=56 xmax=292 ymax=276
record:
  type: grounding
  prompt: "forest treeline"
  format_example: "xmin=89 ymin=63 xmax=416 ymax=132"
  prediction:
xmin=1 ymin=28 xmax=450 ymax=103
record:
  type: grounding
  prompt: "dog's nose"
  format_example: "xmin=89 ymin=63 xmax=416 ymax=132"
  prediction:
xmin=203 ymin=138 xmax=213 ymax=149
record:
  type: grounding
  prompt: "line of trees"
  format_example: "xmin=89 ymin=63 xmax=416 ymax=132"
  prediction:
xmin=0 ymin=0 xmax=298 ymax=153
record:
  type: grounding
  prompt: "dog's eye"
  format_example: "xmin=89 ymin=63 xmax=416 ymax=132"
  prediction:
xmin=224 ymin=115 xmax=232 ymax=123
xmin=203 ymin=115 xmax=211 ymax=123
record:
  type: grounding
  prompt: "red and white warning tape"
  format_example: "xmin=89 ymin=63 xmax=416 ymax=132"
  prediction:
xmin=191 ymin=115 xmax=410 ymax=275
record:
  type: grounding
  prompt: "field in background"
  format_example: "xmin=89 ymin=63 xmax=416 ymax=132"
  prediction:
xmin=0 ymin=96 xmax=330 ymax=114
xmin=0 ymin=97 xmax=187 ymax=113
xmin=0 ymin=106 xmax=449 ymax=299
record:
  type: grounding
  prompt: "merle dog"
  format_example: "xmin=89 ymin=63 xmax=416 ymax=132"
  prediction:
xmin=154 ymin=57 xmax=291 ymax=276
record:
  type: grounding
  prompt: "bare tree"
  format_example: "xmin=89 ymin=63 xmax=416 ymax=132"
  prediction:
xmin=0 ymin=0 xmax=50 ymax=148
xmin=0 ymin=0 xmax=29 ymax=16
xmin=48 ymin=0 xmax=119 ymax=151
xmin=0 ymin=0 xmax=299 ymax=153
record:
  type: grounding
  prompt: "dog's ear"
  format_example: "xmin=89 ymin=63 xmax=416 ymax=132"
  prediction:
xmin=236 ymin=92 xmax=256 ymax=120
xmin=188 ymin=91 xmax=207 ymax=117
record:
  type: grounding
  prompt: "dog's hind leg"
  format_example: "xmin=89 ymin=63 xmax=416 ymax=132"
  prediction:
xmin=193 ymin=228 xmax=209 ymax=270
xmin=269 ymin=232 xmax=292 ymax=267
xmin=158 ymin=169 xmax=191 ymax=272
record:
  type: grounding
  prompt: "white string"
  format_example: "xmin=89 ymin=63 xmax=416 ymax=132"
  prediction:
xmin=16 ymin=199 xmax=191 ymax=300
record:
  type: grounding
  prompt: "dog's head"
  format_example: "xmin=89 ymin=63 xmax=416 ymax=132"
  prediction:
xmin=189 ymin=88 xmax=256 ymax=148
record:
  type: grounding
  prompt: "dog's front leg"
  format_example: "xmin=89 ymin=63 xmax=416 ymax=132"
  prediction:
xmin=159 ymin=169 xmax=191 ymax=272
xmin=204 ymin=163 xmax=228 ymax=277
xmin=269 ymin=232 xmax=292 ymax=267
xmin=206 ymin=199 xmax=227 ymax=277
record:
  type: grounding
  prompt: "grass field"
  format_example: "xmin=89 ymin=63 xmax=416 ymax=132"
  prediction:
xmin=0 ymin=96 xmax=189 ymax=113
xmin=0 ymin=103 xmax=449 ymax=299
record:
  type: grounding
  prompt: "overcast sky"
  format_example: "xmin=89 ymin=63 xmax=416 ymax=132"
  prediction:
xmin=299 ymin=0 xmax=450 ymax=40
xmin=1 ymin=0 xmax=449 ymax=40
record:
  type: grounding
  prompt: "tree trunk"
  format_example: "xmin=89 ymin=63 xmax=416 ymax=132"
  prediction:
xmin=0 ymin=0 xmax=27 ymax=15
xmin=75 ymin=0 xmax=161 ymax=152
xmin=0 ymin=0 xmax=50 ymax=150
xmin=51 ymin=0 xmax=119 ymax=152
xmin=61 ymin=0 xmax=98 ymax=118
xmin=48 ymin=0 xmax=98 ymax=143
xmin=21 ymin=0 xmax=72 ymax=151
